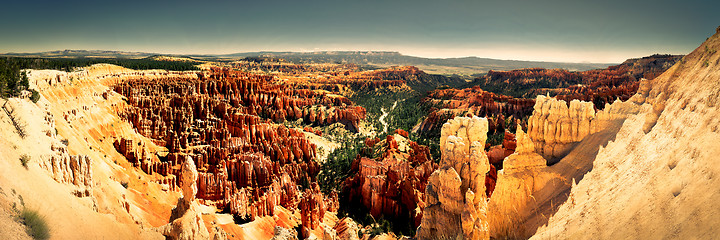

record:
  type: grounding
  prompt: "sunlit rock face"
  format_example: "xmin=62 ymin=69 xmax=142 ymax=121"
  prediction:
xmin=416 ymin=115 xmax=491 ymax=240
xmin=526 ymin=95 xmax=596 ymax=162
xmin=527 ymin=94 xmax=643 ymax=163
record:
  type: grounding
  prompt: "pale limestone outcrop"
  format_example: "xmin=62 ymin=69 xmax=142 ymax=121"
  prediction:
xmin=321 ymin=224 xmax=338 ymax=240
xmin=502 ymin=126 xmax=546 ymax=174
xmin=527 ymin=95 xmax=642 ymax=162
xmin=181 ymin=157 xmax=199 ymax=203
xmin=417 ymin=115 xmax=490 ymax=240
xmin=591 ymin=98 xmax=643 ymax=133
xmin=487 ymin=139 xmax=563 ymax=239
xmin=39 ymin=146 xmax=94 ymax=197
xmin=527 ymin=95 xmax=595 ymax=161
xmin=39 ymin=137 xmax=93 ymax=197
xmin=2 ymin=98 xmax=94 ymax=197
xmin=162 ymin=156 xmax=211 ymax=240
xmin=486 ymin=125 xmax=559 ymax=239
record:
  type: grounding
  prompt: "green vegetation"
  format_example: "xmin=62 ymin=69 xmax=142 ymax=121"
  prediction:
xmin=358 ymin=218 xmax=396 ymax=238
xmin=351 ymin=87 xmax=435 ymax=133
xmin=20 ymin=154 xmax=30 ymax=169
xmin=487 ymin=131 xmax=505 ymax=147
xmin=0 ymin=58 xmax=32 ymax=99
xmin=350 ymin=88 xmax=416 ymax=133
xmin=19 ymin=208 xmax=50 ymax=240
xmin=30 ymin=90 xmax=40 ymax=103
xmin=349 ymin=84 xmax=450 ymax=162
xmin=343 ymin=203 xmax=416 ymax=237
xmin=386 ymin=95 xmax=428 ymax=133
xmin=317 ymin=136 xmax=366 ymax=194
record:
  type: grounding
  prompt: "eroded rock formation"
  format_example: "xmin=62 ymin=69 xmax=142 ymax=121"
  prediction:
xmin=343 ymin=132 xmax=436 ymax=228
xmin=6 ymin=98 xmax=96 ymax=198
xmin=418 ymin=86 xmax=535 ymax=137
xmin=112 ymin=67 xmax=342 ymax=224
xmin=529 ymin=27 xmax=720 ymax=239
xmin=487 ymin=90 xmax=645 ymax=238
xmin=162 ymin=156 xmax=211 ymax=240
xmin=486 ymin=124 xmax=559 ymax=239
xmin=39 ymin=142 xmax=94 ymax=197
xmin=106 ymin=66 xmax=352 ymax=239
xmin=299 ymin=183 xmax=326 ymax=238
xmin=416 ymin=116 xmax=491 ymax=240
xmin=526 ymin=95 xmax=596 ymax=161
xmin=474 ymin=55 xmax=682 ymax=108
xmin=527 ymin=94 xmax=644 ymax=162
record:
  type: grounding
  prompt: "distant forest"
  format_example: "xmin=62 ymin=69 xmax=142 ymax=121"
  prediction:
xmin=0 ymin=56 xmax=198 ymax=102
xmin=0 ymin=56 xmax=199 ymax=72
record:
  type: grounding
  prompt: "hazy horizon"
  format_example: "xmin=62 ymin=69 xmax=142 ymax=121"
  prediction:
xmin=1 ymin=0 xmax=718 ymax=63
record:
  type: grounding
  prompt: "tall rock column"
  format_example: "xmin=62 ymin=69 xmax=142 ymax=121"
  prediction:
xmin=162 ymin=156 xmax=212 ymax=240
xmin=416 ymin=115 xmax=490 ymax=240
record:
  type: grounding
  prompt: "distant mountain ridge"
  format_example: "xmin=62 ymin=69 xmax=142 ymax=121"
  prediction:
xmin=220 ymin=51 xmax=614 ymax=74
xmin=1 ymin=49 xmax=159 ymax=58
xmin=1 ymin=49 xmax=614 ymax=75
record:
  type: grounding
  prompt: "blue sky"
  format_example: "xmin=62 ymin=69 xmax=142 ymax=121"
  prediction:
xmin=1 ymin=0 xmax=718 ymax=63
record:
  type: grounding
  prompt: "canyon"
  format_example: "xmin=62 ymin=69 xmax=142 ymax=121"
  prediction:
xmin=0 ymin=27 xmax=718 ymax=240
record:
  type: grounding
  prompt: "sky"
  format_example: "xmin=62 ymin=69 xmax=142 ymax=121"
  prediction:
xmin=0 ymin=0 xmax=718 ymax=63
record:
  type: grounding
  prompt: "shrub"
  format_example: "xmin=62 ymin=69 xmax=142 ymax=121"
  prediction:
xmin=486 ymin=131 xmax=505 ymax=148
xmin=19 ymin=208 xmax=50 ymax=240
xmin=60 ymin=139 xmax=69 ymax=146
xmin=19 ymin=154 xmax=30 ymax=169
xmin=30 ymin=89 xmax=40 ymax=103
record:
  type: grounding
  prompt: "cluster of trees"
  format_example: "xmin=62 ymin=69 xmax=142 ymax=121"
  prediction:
xmin=351 ymin=88 xmax=426 ymax=134
xmin=317 ymin=136 xmax=366 ymax=194
xmin=316 ymin=133 xmax=420 ymax=237
xmin=0 ymin=58 xmax=39 ymax=102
